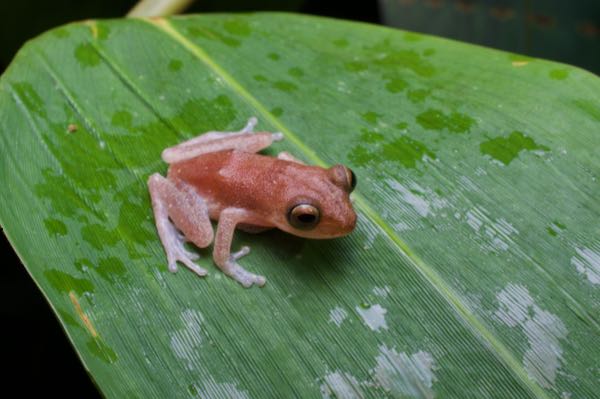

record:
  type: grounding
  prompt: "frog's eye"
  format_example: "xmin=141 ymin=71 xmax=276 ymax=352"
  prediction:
xmin=347 ymin=168 xmax=357 ymax=192
xmin=288 ymin=204 xmax=320 ymax=230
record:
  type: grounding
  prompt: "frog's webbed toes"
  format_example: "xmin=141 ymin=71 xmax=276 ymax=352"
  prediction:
xmin=149 ymin=173 xmax=211 ymax=278
xmin=222 ymin=246 xmax=265 ymax=287
xmin=228 ymin=262 xmax=266 ymax=288
xmin=166 ymin=243 xmax=207 ymax=277
xmin=184 ymin=250 xmax=200 ymax=261
xmin=163 ymin=224 xmax=206 ymax=276
xmin=179 ymin=257 xmax=208 ymax=277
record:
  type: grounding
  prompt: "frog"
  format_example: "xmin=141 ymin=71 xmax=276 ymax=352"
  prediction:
xmin=148 ymin=117 xmax=357 ymax=288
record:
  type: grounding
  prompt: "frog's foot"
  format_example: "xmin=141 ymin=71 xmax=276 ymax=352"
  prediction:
xmin=222 ymin=246 xmax=266 ymax=288
xmin=148 ymin=173 xmax=211 ymax=277
xmin=164 ymin=223 xmax=207 ymax=277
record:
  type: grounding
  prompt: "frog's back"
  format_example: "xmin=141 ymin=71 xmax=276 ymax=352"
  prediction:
xmin=168 ymin=150 xmax=282 ymax=187
xmin=167 ymin=150 xmax=318 ymax=217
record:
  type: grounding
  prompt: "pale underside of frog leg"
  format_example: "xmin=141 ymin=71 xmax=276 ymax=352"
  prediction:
xmin=213 ymin=207 xmax=266 ymax=288
xmin=161 ymin=116 xmax=284 ymax=164
xmin=148 ymin=173 xmax=214 ymax=276
xmin=277 ymin=151 xmax=305 ymax=164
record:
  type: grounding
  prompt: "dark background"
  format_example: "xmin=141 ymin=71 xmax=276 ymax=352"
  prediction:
xmin=1 ymin=0 xmax=598 ymax=76
xmin=0 ymin=0 xmax=597 ymax=397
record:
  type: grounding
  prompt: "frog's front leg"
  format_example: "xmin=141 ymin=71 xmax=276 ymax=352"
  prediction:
xmin=148 ymin=173 xmax=214 ymax=276
xmin=162 ymin=117 xmax=283 ymax=164
xmin=213 ymin=208 xmax=266 ymax=288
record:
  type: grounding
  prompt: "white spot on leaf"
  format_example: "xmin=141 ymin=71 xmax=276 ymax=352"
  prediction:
xmin=570 ymin=246 xmax=600 ymax=285
xmin=475 ymin=167 xmax=487 ymax=176
xmin=491 ymin=236 xmax=509 ymax=251
xmin=336 ymin=81 xmax=351 ymax=94
xmin=394 ymin=221 xmax=412 ymax=232
xmin=319 ymin=345 xmax=435 ymax=398
xmin=494 ymin=218 xmax=519 ymax=236
xmin=388 ymin=181 xmax=430 ymax=217
xmin=329 ymin=307 xmax=348 ymax=327
xmin=458 ymin=175 xmax=478 ymax=192
xmin=193 ymin=377 xmax=250 ymax=399
xmin=495 ymin=284 xmax=567 ymax=389
xmin=372 ymin=286 xmax=391 ymax=298
xmin=372 ymin=345 xmax=436 ymax=398
xmin=466 ymin=209 xmax=483 ymax=232
xmin=463 ymin=207 xmax=518 ymax=252
xmin=356 ymin=304 xmax=388 ymax=332
xmin=386 ymin=180 xmax=450 ymax=223
xmin=170 ymin=309 xmax=204 ymax=370
xmin=362 ymin=222 xmax=379 ymax=250
xmin=320 ymin=371 xmax=363 ymax=399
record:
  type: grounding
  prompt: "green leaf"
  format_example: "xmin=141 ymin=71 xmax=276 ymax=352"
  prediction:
xmin=1 ymin=13 xmax=599 ymax=398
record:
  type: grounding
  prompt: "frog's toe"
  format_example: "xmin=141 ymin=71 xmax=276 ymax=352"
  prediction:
xmin=184 ymin=261 xmax=208 ymax=277
xmin=166 ymin=250 xmax=207 ymax=277
xmin=227 ymin=261 xmax=266 ymax=288
xmin=167 ymin=259 xmax=179 ymax=273
xmin=179 ymin=256 xmax=208 ymax=277
xmin=232 ymin=246 xmax=250 ymax=261
xmin=242 ymin=117 xmax=258 ymax=133
xmin=183 ymin=248 xmax=200 ymax=261
xmin=237 ymin=272 xmax=266 ymax=288
xmin=254 ymin=274 xmax=267 ymax=287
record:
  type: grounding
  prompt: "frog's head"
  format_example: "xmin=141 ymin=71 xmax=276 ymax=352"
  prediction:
xmin=279 ymin=164 xmax=357 ymax=239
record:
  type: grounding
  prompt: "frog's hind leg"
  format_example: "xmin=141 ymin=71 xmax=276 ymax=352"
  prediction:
xmin=162 ymin=117 xmax=284 ymax=164
xmin=148 ymin=173 xmax=214 ymax=277
xmin=173 ymin=117 xmax=258 ymax=147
